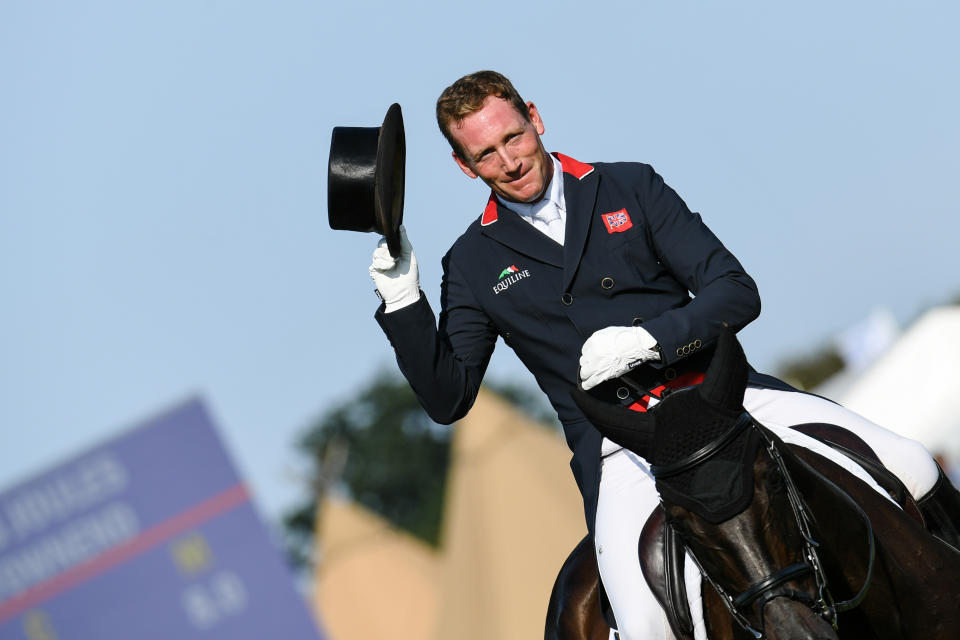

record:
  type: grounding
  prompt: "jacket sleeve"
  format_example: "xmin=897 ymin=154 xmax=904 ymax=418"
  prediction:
xmin=631 ymin=164 xmax=761 ymax=365
xmin=375 ymin=250 xmax=498 ymax=424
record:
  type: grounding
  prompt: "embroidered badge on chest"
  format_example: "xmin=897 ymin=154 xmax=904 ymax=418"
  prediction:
xmin=601 ymin=208 xmax=633 ymax=233
xmin=492 ymin=264 xmax=532 ymax=295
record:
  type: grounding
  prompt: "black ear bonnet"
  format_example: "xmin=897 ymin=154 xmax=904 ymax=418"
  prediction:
xmin=650 ymin=389 xmax=763 ymax=524
xmin=650 ymin=328 xmax=762 ymax=523
xmin=574 ymin=327 xmax=764 ymax=523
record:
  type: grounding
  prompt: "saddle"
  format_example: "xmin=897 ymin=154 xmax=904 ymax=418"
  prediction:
xmin=637 ymin=421 xmax=922 ymax=640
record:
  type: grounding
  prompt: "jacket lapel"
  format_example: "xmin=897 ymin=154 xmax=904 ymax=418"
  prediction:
xmin=477 ymin=153 xmax=598 ymax=274
xmin=480 ymin=198 xmax=564 ymax=268
xmin=558 ymin=157 xmax=599 ymax=292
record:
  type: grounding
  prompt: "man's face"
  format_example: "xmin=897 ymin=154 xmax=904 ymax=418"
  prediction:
xmin=449 ymin=96 xmax=552 ymax=203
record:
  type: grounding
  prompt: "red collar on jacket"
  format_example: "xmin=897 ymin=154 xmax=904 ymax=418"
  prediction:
xmin=480 ymin=153 xmax=594 ymax=226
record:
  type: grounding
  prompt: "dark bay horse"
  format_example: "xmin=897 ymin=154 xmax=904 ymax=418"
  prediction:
xmin=547 ymin=329 xmax=960 ymax=640
xmin=544 ymin=533 xmax=611 ymax=640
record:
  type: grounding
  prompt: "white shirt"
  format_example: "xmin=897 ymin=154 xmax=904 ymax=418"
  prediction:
xmin=496 ymin=155 xmax=566 ymax=245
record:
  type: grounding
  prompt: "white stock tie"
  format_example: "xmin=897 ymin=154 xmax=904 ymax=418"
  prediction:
xmin=532 ymin=203 xmax=565 ymax=245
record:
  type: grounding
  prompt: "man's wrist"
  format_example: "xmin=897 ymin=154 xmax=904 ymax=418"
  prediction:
xmin=381 ymin=288 xmax=421 ymax=313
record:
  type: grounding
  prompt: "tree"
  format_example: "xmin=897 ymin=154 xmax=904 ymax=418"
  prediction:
xmin=283 ymin=371 xmax=451 ymax=568
xmin=484 ymin=378 xmax=561 ymax=431
xmin=774 ymin=346 xmax=845 ymax=391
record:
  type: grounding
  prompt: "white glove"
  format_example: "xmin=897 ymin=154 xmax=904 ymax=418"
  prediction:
xmin=368 ymin=225 xmax=421 ymax=312
xmin=579 ymin=326 xmax=661 ymax=391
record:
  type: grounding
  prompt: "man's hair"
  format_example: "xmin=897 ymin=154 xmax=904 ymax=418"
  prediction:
xmin=436 ymin=70 xmax=529 ymax=160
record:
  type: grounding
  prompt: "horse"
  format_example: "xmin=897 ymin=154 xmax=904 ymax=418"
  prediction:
xmin=544 ymin=533 xmax=612 ymax=640
xmin=546 ymin=329 xmax=960 ymax=640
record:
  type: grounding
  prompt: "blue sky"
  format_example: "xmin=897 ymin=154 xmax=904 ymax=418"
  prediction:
xmin=2 ymin=1 xmax=958 ymax=525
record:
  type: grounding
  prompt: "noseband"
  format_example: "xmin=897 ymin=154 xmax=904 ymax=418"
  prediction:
xmin=651 ymin=413 xmax=876 ymax=638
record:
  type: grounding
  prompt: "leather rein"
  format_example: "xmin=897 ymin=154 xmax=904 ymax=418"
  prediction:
xmin=650 ymin=412 xmax=877 ymax=638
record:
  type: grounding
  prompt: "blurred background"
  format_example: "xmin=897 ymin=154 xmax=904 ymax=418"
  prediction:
xmin=2 ymin=1 xmax=959 ymax=638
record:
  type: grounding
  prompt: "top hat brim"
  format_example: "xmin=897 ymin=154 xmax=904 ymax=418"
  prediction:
xmin=328 ymin=103 xmax=406 ymax=258
xmin=375 ymin=103 xmax=405 ymax=257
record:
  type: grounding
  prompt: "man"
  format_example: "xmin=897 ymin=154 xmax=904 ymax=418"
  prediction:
xmin=368 ymin=70 xmax=960 ymax=639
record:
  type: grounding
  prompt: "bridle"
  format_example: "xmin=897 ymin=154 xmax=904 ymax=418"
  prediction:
xmin=650 ymin=412 xmax=877 ymax=639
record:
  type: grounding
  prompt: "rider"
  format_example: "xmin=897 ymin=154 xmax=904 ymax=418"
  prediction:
xmin=368 ymin=70 xmax=960 ymax=640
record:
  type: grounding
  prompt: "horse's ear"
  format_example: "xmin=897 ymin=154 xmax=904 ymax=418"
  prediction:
xmin=698 ymin=326 xmax=749 ymax=411
xmin=571 ymin=387 xmax=655 ymax=458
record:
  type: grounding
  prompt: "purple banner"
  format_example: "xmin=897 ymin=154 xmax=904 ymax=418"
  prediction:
xmin=0 ymin=398 xmax=325 ymax=640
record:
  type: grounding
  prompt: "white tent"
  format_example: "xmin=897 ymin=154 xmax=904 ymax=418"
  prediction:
xmin=827 ymin=306 xmax=960 ymax=463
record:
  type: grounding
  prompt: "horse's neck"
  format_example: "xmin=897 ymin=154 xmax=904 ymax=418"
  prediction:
xmin=786 ymin=444 xmax=960 ymax=634
xmin=785 ymin=444 xmax=885 ymax=543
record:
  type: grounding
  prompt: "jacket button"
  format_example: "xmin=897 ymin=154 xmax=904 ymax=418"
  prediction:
xmin=561 ymin=293 xmax=574 ymax=306
xmin=694 ymin=339 xmax=702 ymax=348
xmin=601 ymin=277 xmax=615 ymax=290
xmin=503 ymin=332 xmax=511 ymax=339
xmin=632 ymin=317 xmax=644 ymax=326
xmin=616 ymin=387 xmax=630 ymax=400
xmin=676 ymin=347 xmax=683 ymax=357
xmin=664 ymin=367 xmax=677 ymax=381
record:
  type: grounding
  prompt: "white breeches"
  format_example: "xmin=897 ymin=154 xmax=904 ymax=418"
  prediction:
xmin=594 ymin=386 xmax=938 ymax=640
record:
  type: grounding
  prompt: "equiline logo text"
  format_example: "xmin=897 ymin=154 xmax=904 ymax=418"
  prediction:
xmin=493 ymin=264 xmax=531 ymax=295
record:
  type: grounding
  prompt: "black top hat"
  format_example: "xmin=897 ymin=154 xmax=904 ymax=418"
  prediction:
xmin=328 ymin=103 xmax=406 ymax=257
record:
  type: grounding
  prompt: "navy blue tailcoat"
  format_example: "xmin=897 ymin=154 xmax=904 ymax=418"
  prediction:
xmin=376 ymin=153 xmax=789 ymax=530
